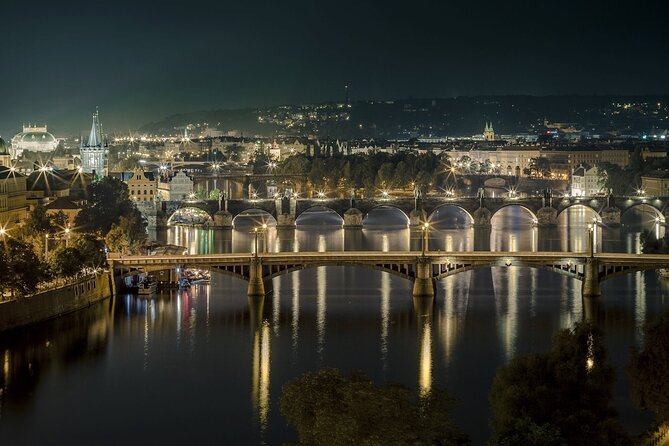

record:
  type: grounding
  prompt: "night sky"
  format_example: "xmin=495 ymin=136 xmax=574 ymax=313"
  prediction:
xmin=1 ymin=0 xmax=667 ymax=136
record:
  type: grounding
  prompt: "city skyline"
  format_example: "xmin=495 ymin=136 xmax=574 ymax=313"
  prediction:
xmin=2 ymin=0 xmax=668 ymax=136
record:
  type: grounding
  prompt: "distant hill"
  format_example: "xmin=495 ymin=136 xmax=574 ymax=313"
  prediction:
xmin=139 ymin=95 xmax=669 ymax=139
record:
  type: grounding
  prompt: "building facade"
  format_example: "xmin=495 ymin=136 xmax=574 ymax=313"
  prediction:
xmin=157 ymin=171 xmax=194 ymax=201
xmin=0 ymin=138 xmax=11 ymax=167
xmin=127 ymin=169 xmax=157 ymax=202
xmin=10 ymin=124 xmax=59 ymax=158
xmin=571 ymin=165 xmax=605 ymax=197
xmin=641 ymin=171 xmax=669 ymax=197
xmin=0 ymin=166 xmax=28 ymax=227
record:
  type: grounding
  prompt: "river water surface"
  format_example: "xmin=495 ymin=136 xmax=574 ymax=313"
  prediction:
xmin=1 ymin=205 xmax=668 ymax=445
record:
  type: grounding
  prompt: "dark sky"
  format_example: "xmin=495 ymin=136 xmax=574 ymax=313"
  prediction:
xmin=1 ymin=0 xmax=667 ymax=136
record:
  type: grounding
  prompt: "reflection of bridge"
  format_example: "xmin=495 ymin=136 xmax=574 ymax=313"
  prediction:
xmin=138 ymin=196 xmax=669 ymax=229
xmin=108 ymin=251 xmax=669 ymax=301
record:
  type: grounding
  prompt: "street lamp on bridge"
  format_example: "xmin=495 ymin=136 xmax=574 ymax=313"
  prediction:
xmin=253 ymin=223 xmax=268 ymax=257
xmin=421 ymin=222 xmax=430 ymax=256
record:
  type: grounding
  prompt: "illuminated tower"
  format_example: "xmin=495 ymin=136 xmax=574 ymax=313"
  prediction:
xmin=80 ymin=108 xmax=108 ymax=178
xmin=484 ymin=122 xmax=495 ymax=141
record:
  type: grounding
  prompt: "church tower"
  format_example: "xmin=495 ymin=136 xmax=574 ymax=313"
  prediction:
xmin=80 ymin=108 xmax=108 ymax=178
xmin=483 ymin=122 xmax=495 ymax=141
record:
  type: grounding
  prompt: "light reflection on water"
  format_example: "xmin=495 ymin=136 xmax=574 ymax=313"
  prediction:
xmin=1 ymin=206 xmax=669 ymax=445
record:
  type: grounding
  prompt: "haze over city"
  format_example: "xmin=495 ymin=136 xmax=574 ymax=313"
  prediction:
xmin=2 ymin=0 xmax=668 ymax=136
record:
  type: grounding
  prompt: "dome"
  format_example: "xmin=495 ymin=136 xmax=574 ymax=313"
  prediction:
xmin=21 ymin=131 xmax=56 ymax=142
xmin=0 ymin=137 xmax=8 ymax=155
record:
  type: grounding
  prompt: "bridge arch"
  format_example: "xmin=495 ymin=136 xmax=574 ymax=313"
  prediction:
xmin=490 ymin=204 xmax=538 ymax=224
xmin=232 ymin=209 xmax=278 ymax=228
xmin=620 ymin=202 xmax=666 ymax=224
xmin=362 ymin=205 xmax=410 ymax=227
xmin=557 ymin=202 xmax=602 ymax=224
xmin=295 ymin=205 xmax=344 ymax=226
xmin=166 ymin=206 xmax=214 ymax=226
xmin=427 ymin=204 xmax=474 ymax=227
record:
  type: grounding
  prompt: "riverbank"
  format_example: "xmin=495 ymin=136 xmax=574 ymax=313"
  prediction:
xmin=0 ymin=273 xmax=113 ymax=332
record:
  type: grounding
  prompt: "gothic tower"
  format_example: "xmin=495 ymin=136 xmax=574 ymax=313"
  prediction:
xmin=80 ymin=108 xmax=108 ymax=178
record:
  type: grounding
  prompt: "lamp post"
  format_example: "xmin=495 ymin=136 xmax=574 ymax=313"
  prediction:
xmin=262 ymin=223 xmax=267 ymax=253
xmin=253 ymin=227 xmax=259 ymax=257
xmin=45 ymin=234 xmax=49 ymax=258
xmin=421 ymin=222 xmax=430 ymax=256
xmin=64 ymin=226 xmax=71 ymax=248
xmin=587 ymin=223 xmax=594 ymax=257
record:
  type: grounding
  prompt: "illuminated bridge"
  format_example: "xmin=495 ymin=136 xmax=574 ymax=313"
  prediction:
xmin=138 ymin=195 xmax=669 ymax=229
xmin=108 ymin=251 xmax=669 ymax=301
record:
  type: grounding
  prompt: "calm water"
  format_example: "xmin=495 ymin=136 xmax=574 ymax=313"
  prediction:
xmin=2 ymin=205 xmax=669 ymax=445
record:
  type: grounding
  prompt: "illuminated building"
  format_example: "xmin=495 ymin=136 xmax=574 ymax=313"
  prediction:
xmin=157 ymin=170 xmax=194 ymax=201
xmin=483 ymin=122 xmax=495 ymax=141
xmin=641 ymin=170 xmax=669 ymax=197
xmin=127 ymin=168 xmax=157 ymax=202
xmin=571 ymin=165 xmax=604 ymax=197
xmin=10 ymin=124 xmax=59 ymax=158
xmin=0 ymin=138 xmax=11 ymax=167
xmin=0 ymin=166 xmax=28 ymax=227
xmin=80 ymin=109 xmax=108 ymax=178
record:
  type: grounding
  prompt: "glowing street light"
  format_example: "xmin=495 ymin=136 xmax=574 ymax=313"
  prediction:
xmin=421 ymin=222 xmax=430 ymax=256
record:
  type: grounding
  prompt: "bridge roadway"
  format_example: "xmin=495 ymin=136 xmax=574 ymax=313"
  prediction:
xmin=108 ymin=251 xmax=669 ymax=300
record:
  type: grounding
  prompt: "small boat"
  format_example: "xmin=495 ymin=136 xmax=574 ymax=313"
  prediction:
xmin=659 ymin=269 xmax=669 ymax=279
xmin=137 ymin=276 xmax=157 ymax=296
xmin=179 ymin=278 xmax=192 ymax=289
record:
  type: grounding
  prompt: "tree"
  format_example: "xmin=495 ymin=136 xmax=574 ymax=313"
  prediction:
xmin=70 ymin=233 xmax=106 ymax=268
xmin=489 ymin=322 xmax=630 ymax=445
xmin=75 ymin=176 xmax=139 ymax=234
xmin=209 ymin=188 xmax=222 ymax=201
xmin=2 ymin=238 xmax=47 ymax=296
xmin=629 ymin=310 xmax=669 ymax=425
xmin=105 ymin=214 xmax=146 ymax=254
xmin=280 ymin=369 xmax=469 ymax=446
xmin=49 ymin=247 xmax=84 ymax=278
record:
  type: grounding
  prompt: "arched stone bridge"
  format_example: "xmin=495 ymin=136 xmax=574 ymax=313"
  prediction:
xmin=108 ymin=251 xmax=669 ymax=301
xmin=138 ymin=195 xmax=669 ymax=229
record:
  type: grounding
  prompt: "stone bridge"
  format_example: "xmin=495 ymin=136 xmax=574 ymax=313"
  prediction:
xmin=137 ymin=195 xmax=669 ymax=229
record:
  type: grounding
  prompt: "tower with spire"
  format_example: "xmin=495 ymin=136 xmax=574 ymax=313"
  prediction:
xmin=80 ymin=107 xmax=108 ymax=178
xmin=483 ymin=122 xmax=495 ymax=141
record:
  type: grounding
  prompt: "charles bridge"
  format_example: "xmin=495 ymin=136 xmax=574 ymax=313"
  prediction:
xmin=137 ymin=194 xmax=669 ymax=229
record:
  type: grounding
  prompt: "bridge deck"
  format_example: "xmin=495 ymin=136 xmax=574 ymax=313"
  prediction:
xmin=108 ymin=251 xmax=669 ymax=267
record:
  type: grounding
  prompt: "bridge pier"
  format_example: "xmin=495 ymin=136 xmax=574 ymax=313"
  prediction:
xmin=409 ymin=209 xmax=428 ymax=227
xmin=276 ymin=214 xmax=296 ymax=229
xmin=343 ymin=208 xmax=363 ymax=228
xmin=413 ymin=258 xmax=435 ymax=300
xmin=213 ymin=210 xmax=233 ymax=229
xmin=247 ymin=258 xmax=266 ymax=297
xmin=472 ymin=207 xmax=492 ymax=228
xmin=601 ymin=207 xmax=621 ymax=226
xmin=582 ymin=258 xmax=601 ymax=298
xmin=537 ymin=207 xmax=558 ymax=226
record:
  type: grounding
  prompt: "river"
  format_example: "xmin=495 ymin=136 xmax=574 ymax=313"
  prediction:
xmin=1 ymin=205 xmax=668 ymax=445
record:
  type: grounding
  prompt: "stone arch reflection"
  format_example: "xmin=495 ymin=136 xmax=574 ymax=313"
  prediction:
xmin=557 ymin=205 xmax=602 ymax=253
xmin=362 ymin=206 xmax=410 ymax=227
xmin=428 ymin=205 xmax=474 ymax=229
xmin=490 ymin=205 xmax=538 ymax=252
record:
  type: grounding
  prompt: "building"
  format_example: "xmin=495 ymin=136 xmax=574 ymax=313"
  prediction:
xmin=0 ymin=138 xmax=11 ymax=167
xmin=80 ymin=109 xmax=108 ymax=178
xmin=127 ymin=169 xmax=157 ymax=202
xmin=0 ymin=166 xmax=28 ymax=227
xmin=571 ymin=165 xmax=605 ymax=197
xmin=641 ymin=170 xmax=669 ymax=197
xmin=44 ymin=197 xmax=81 ymax=226
xmin=483 ymin=122 xmax=495 ymax=141
xmin=157 ymin=171 xmax=194 ymax=201
xmin=10 ymin=125 xmax=59 ymax=158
